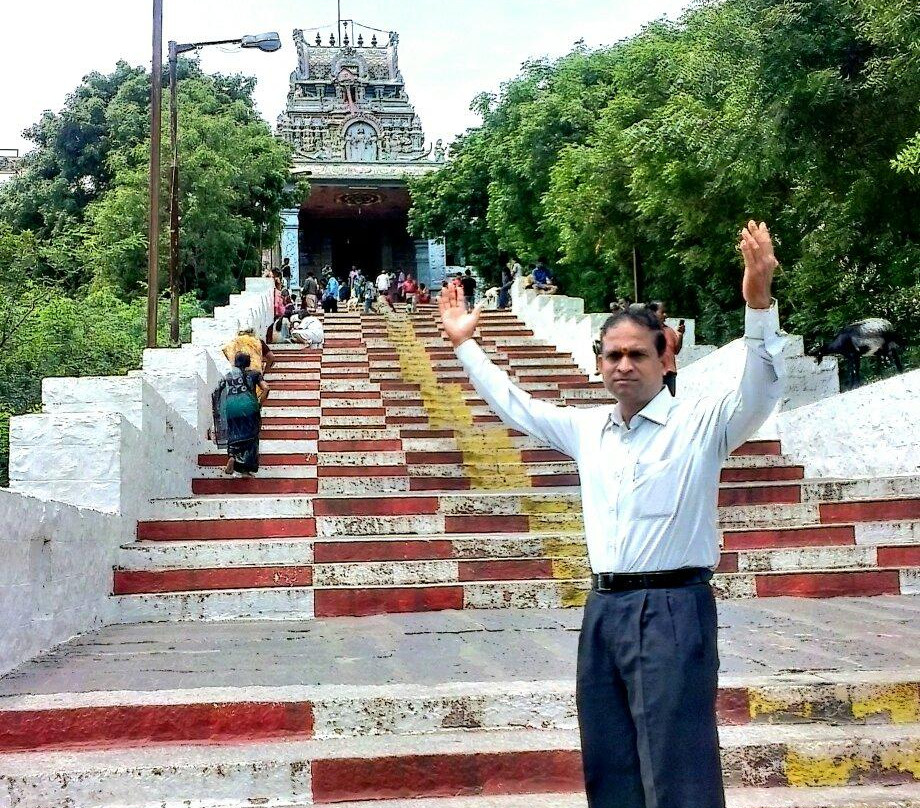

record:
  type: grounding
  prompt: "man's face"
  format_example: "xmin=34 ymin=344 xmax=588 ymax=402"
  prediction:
xmin=596 ymin=321 xmax=665 ymax=407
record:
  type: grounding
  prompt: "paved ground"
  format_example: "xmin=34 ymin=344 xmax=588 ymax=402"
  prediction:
xmin=1 ymin=596 xmax=918 ymax=696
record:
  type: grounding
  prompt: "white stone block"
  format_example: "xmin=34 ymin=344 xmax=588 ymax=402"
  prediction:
xmin=42 ymin=376 xmax=146 ymax=428
xmin=0 ymin=489 xmax=123 ymax=676
xmin=777 ymin=368 xmax=920 ymax=478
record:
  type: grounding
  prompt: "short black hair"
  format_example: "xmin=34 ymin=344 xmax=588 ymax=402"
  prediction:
xmin=596 ymin=308 xmax=666 ymax=357
xmin=234 ymin=351 xmax=251 ymax=369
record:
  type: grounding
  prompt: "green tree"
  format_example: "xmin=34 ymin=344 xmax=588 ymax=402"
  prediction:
xmin=85 ymin=60 xmax=296 ymax=306
xmin=1 ymin=60 xmax=297 ymax=303
xmin=412 ymin=0 xmax=920 ymax=350
xmin=408 ymin=126 xmax=499 ymax=273
xmin=0 ymin=62 xmax=147 ymax=243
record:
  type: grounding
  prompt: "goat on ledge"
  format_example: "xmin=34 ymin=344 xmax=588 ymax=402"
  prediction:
xmin=812 ymin=318 xmax=903 ymax=389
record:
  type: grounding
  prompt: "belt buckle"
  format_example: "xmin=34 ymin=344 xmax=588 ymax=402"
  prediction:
xmin=593 ymin=573 xmax=612 ymax=592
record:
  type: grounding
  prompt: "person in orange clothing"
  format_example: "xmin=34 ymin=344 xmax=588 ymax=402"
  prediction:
xmin=222 ymin=328 xmax=274 ymax=402
xmin=647 ymin=301 xmax=685 ymax=396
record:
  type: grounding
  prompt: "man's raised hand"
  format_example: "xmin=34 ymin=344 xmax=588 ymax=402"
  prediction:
xmin=739 ymin=220 xmax=778 ymax=310
xmin=439 ymin=282 xmax=483 ymax=348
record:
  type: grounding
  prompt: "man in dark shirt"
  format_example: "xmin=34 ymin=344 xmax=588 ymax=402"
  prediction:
xmin=532 ymin=258 xmax=557 ymax=294
xmin=461 ymin=269 xmax=477 ymax=312
xmin=301 ymin=272 xmax=320 ymax=313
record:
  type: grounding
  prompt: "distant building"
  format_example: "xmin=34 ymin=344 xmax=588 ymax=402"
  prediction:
xmin=275 ymin=23 xmax=446 ymax=288
xmin=0 ymin=149 xmax=22 ymax=186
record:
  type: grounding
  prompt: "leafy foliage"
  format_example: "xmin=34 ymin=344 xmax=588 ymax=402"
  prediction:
xmin=409 ymin=0 xmax=920 ymax=349
xmin=0 ymin=59 xmax=297 ymax=305
xmin=0 ymin=60 xmax=292 ymax=483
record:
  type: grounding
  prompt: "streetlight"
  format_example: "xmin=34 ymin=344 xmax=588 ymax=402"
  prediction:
xmin=147 ymin=0 xmax=163 ymax=348
xmin=167 ymin=31 xmax=282 ymax=346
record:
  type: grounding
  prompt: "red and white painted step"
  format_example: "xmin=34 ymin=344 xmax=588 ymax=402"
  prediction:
xmin=112 ymin=309 xmax=920 ymax=620
xmin=1 ymin=672 xmax=918 ymax=804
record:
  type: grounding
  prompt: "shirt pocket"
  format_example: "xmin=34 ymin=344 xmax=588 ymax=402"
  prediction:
xmin=631 ymin=457 xmax=682 ymax=519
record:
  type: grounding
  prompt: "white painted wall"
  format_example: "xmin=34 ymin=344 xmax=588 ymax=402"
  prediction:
xmin=1 ymin=276 xmax=275 ymax=672
xmin=9 ymin=375 xmax=198 ymax=517
xmin=777 ymin=369 xmax=920 ymax=478
xmin=0 ymin=489 xmax=123 ymax=676
xmin=677 ymin=334 xmax=840 ymax=413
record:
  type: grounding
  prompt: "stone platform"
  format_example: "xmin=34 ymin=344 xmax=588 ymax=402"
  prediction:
xmin=0 ymin=600 xmax=918 ymax=805
xmin=2 ymin=598 xmax=919 ymax=696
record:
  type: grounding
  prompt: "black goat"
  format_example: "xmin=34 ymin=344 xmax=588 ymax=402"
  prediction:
xmin=813 ymin=318 xmax=903 ymax=388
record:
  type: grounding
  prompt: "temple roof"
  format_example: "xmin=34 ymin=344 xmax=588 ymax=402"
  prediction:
xmin=277 ymin=24 xmax=446 ymax=170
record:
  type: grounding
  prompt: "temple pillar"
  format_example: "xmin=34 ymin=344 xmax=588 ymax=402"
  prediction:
xmin=281 ymin=208 xmax=301 ymax=287
xmin=427 ymin=238 xmax=447 ymax=288
xmin=381 ymin=235 xmax=394 ymax=272
xmin=414 ymin=240 xmax=431 ymax=288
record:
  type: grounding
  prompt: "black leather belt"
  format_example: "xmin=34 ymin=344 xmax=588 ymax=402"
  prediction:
xmin=591 ymin=567 xmax=712 ymax=592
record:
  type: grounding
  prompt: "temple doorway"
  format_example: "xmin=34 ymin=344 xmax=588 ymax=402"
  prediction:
xmin=297 ymin=184 xmax=418 ymax=279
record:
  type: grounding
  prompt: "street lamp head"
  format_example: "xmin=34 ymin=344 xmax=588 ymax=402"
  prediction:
xmin=241 ymin=32 xmax=282 ymax=52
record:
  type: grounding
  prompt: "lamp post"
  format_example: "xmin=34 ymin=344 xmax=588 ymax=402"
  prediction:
xmin=167 ymin=31 xmax=281 ymax=346
xmin=147 ymin=0 xmax=163 ymax=348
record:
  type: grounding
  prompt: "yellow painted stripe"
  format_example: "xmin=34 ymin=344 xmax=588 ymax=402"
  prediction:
xmin=851 ymin=683 xmax=919 ymax=724
xmin=542 ymin=538 xmax=587 ymax=558
xmin=551 ymin=557 xmax=591 ymax=580
xmin=559 ymin=582 xmax=590 ymax=608
xmin=748 ymin=690 xmax=814 ymax=721
xmin=783 ymin=751 xmax=867 ymax=787
xmin=382 ymin=311 xmax=530 ymax=490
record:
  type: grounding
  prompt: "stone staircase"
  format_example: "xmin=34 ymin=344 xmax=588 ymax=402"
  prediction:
xmin=2 ymin=305 xmax=919 ymax=807
xmin=111 ymin=307 xmax=920 ymax=622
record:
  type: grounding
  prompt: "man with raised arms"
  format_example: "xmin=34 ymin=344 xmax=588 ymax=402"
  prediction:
xmin=439 ymin=221 xmax=785 ymax=808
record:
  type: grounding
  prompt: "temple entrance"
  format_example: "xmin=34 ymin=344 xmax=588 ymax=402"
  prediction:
xmin=296 ymin=183 xmax=418 ymax=280
xmin=330 ymin=222 xmax=380 ymax=274
xmin=300 ymin=215 xmax=416 ymax=277
xmin=277 ymin=24 xmax=447 ymax=289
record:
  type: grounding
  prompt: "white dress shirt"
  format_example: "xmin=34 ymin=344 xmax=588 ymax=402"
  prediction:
xmin=455 ymin=304 xmax=787 ymax=573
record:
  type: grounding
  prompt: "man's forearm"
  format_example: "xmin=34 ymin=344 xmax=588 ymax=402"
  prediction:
xmin=455 ymin=339 xmax=579 ymax=457
xmin=720 ymin=301 xmax=786 ymax=454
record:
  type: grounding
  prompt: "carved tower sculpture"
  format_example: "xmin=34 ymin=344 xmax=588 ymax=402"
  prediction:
xmin=277 ymin=28 xmax=436 ymax=163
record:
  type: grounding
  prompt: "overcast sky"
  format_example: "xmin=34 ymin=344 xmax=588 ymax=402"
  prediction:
xmin=1 ymin=0 xmax=694 ymax=156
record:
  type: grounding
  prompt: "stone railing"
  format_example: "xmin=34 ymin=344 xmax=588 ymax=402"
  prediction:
xmin=0 ymin=276 xmax=275 ymax=677
xmin=510 ymin=279 xmax=714 ymax=379
xmin=508 ymin=277 xmax=844 ymax=443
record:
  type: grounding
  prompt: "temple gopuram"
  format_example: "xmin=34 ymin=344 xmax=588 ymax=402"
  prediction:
xmin=276 ymin=23 xmax=447 ymax=288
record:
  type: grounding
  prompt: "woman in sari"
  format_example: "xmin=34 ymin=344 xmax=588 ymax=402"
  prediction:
xmin=212 ymin=352 xmax=270 ymax=475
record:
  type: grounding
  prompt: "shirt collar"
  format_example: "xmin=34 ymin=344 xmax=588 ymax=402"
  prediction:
xmin=606 ymin=386 xmax=674 ymax=431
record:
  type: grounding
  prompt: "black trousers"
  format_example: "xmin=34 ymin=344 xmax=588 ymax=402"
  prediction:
xmin=576 ymin=583 xmax=724 ymax=808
